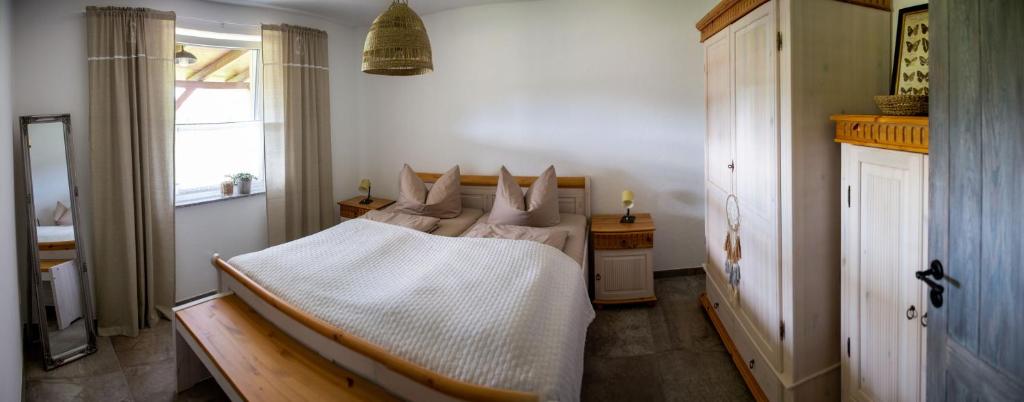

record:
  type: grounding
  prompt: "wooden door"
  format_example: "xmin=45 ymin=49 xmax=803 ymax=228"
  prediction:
xmin=927 ymin=0 xmax=1024 ymax=400
xmin=841 ymin=145 xmax=926 ymax=402
xmin=731 ymin=0 xmax=782 ymax=370
xmin=704 ymin=26 xmax=733 ymax=290
xmin=705 ymin=27 xmax=733 ymax=194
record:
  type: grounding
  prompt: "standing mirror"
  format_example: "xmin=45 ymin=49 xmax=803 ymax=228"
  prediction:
xmin=20 ymin=114 xmax=97 ymax=369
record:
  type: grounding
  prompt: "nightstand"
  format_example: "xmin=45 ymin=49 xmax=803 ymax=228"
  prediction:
xmin=590 ymin=213 xmax=656 ymax=305
xmin=338 ymin=196 xmax=395 ymax=220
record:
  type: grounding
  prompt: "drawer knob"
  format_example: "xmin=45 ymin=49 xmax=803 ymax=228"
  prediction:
xmin=595 ymin=273 xmax=602 ymax=281
xmin=748 ymin=359 xmax=755 ymax=369
xmin=713 ymin=302 xmax=719 ymax=310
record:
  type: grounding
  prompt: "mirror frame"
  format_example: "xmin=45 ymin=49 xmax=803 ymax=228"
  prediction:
xmin=20 ymin=114 xmax=98 ymax=369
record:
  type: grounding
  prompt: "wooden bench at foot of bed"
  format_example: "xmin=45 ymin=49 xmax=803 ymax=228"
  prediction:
xmin=173 ymin=293 xmax=397 ymax=402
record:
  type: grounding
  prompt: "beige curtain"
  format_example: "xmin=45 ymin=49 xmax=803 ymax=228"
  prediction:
xmin=86 ymin=7 xmax=175 ymax=337
xmin=262 ymin=25 xmax=335 ymax=245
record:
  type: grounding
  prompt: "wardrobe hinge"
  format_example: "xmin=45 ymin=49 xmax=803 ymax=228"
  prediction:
xmin=847 ymin=337 xmax=851 ymax=357
xmin=777 ymin=32 xmax=783 ymax=51
xmin=780 ymin=321 xmax=786 ymax=340
xmin=847 ymin=185 xmax=851 ymax=208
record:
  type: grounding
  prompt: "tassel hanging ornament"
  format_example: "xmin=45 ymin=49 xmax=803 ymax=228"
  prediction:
xmin=723 ymin=194 xmax=743 ymax=289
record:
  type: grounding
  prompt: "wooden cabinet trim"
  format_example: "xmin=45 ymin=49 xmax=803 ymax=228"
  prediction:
xmin=696 ymin=0 xmax=770 ymax=42
xmin=592 ymin=232 xmax=655 ymax=250
xmin=832 ymin=114 xmax=929 ymax=154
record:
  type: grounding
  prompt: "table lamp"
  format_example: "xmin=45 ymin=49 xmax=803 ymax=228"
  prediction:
xmin=358 ymin=179 xmax=373 ymax=204
xmin=621 ymin=190 xmax=636 ymax=223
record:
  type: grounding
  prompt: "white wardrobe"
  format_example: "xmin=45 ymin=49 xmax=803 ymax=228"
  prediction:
xmin=698 ymin=0 xmax=889 ymax=400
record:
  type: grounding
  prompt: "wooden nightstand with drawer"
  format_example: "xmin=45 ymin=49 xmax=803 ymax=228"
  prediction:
xmin=590 ymin=213 xmax=656 ymax=306
xmin=338 ymin=196 xmax=395 ymax=220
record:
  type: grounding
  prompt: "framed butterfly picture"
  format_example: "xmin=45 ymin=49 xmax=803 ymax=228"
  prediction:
xmin=891 ymin=4 xmax=929 ymax=95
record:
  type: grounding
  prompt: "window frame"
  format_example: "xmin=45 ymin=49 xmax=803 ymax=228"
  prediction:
xmin=174 ymin=28 xmax=265 ymax=207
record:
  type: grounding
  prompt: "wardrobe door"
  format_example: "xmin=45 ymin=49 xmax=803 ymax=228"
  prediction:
xmin=705 ymin=27 xmax=733 ymax=194
xmin=730 ymin=0 xmax=782 ymax=369
xmin=842 ymin=145 xmax=925 ymax=402
xmin=704 ymin=25 xmax=733 ymax=290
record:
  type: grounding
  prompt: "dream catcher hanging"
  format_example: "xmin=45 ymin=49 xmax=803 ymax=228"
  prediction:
xmin=723 ymin=194 xmax=742 ymax=290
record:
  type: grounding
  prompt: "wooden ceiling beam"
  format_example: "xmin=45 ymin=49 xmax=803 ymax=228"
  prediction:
xmin=227 ymin=69 xmax=250 ymax=83
xmin=176 ymin=49 xmax=248 ymax=111
xmin=187 ymin=49 xmax=246 ymax=82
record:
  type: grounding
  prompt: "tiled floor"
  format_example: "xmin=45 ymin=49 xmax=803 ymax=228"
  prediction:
xmin=581 ymin=274 xmax=752 ymax=401
xmin=25 ymin=274 xmax=750 ymax=401
xmin=24 ymin=320 xmax=228 ymax=402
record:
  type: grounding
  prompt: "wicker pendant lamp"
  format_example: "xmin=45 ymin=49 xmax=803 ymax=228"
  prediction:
xmin=362 ymin=0 xmax=433 ymax=76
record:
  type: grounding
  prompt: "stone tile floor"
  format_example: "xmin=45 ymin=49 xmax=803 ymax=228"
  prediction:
xmin=581 ymin=274 xmax=752 ymax=402
xmin=25 ymin=274 xmax=751 ymax=401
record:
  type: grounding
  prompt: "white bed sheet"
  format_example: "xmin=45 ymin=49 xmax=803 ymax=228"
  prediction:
xmin=228 ymin=219 xmax=595 ymax=400
xmin=37 ymin=225 xmax=74 ymax=244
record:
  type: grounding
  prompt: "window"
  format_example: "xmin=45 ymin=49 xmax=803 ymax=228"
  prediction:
xmin=174 ymin=35 xmax=264 ymax=206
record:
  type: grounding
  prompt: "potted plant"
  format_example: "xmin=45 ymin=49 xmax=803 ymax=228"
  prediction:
xmin=227 ymin=172 xmax=258 ymax=195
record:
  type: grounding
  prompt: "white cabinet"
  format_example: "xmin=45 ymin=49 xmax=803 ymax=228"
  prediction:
xmin=699 ymin=0 xmax=889 ymax=400
xmin=840 ymin=144 xmax=928 ymax=402
xmin=594 ymin=249 xmax=654 ymax=301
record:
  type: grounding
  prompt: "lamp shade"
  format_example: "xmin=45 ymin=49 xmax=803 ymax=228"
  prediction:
xmin=362 ymin=0 xmax=433 ymax=76
xmin=359 ymin=179 xmax=372 ymax=192
xmin=174 ymin=44 xmax=197 ymax=66
xmin=622 ymin=190 xmax=635 ymax=209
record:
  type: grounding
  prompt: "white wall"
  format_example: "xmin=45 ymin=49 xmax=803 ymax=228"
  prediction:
xmin=11 ymin=0 xmax=362 ymax=305
xmin=175 ymin=196 xmax=268 ymax=301
xmin=0 ymin=0 xmax=24 ymax=397
xmin=355 ymin=0 xmax=718 ymax=270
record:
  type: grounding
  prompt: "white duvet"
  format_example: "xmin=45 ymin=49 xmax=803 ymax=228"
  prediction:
xmin=37 ymin=225 xmax=74 ymax=243
xmin=228 ymin=219 xmax=595 ymax=401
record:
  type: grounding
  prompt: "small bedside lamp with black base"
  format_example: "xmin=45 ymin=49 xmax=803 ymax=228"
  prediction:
xmin=358 ymin=179 xmax=374 ymax=205
xmin=620 ymin=190 xmax=636 ymax=223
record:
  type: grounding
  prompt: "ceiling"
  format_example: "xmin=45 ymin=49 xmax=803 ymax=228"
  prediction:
xmin=206 ymin=0 xmax=534 ymax=27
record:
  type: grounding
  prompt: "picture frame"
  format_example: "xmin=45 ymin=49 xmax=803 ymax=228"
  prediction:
xmin=891 ymin=4 xmax=929 ymax=95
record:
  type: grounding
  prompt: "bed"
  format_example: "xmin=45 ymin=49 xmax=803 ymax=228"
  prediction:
xmin=209 ymin=172 xmax=593 ymax=401
xmin=37 ymin=225 xmax=76 ymax=250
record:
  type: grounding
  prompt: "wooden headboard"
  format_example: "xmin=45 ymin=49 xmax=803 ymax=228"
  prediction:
xmin=417 ymin=172 xmax=592 ymax=218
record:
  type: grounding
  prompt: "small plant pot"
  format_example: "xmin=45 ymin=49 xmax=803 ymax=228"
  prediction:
xmin=220 ymin=181 xmax=235 ymax=196
xmin=238 ymin=179 xmax=252 ymax=195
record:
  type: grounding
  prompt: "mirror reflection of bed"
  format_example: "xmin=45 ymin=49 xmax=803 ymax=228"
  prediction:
xmin=21 ymin=115 xmax=96 ymax=367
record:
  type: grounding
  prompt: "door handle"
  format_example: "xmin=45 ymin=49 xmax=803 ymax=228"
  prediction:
xmin=916 ymin=260 xmax=945 ymax=308
xmin=906 ymin=305 xmax=917 ymax=320
xmin=728 ymin=161 xmax=735 ymax=171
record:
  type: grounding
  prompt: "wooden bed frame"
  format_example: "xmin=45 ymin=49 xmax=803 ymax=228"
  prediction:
xmin=39 ymin=240 xmax=76 ymax=251
xmin=202 ymin=172 xmax=592 ymax=401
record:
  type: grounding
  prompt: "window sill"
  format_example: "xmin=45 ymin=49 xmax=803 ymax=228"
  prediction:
xmin=175 ymin=190 xmax=266 ymax=208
